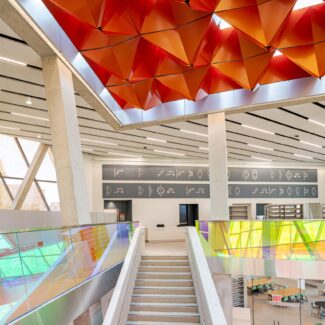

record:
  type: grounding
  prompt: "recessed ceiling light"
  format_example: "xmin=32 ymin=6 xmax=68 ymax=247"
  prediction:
xmin=294 ymin=153 xmax=313 ymax=159
xmin=0 ymin=125 xmax=20 ymax=131
xmin=107 ymin=152 xmax=141 ymax=158
xmin=154 ymin=149 xmax=186 ymax=156
xmin=248 ymin=144 xmax=274 ymax=151
xmin=293 ymin=0 xmax=323 ymax=10
xmin=309 ymin=119 xmax=325 ymax=128
xmin=251 ymin=156 xmax=272 ymax=161
xmin=81 ymin=138 xmax=117 ymax=146
xmin=299 ymin=140 xmax=322 ymax=148
xmin=242 ymin=124 xmax=274 ymax=135
xmin=180 ymin=129 xmax=208 ymax=137
xmin=146 ymin=137 xmax=167 ymax=143
xmin=26 ymin=97 xmax=32 ymax=105
xmin=0 ymin=56 xmax=27 ymax=66
xmin=11 ymin=112 xmax=49 ymax=121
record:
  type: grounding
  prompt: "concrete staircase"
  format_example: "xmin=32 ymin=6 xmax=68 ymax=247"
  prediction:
xmin=126 ymin=255 xmax=201 ymax=324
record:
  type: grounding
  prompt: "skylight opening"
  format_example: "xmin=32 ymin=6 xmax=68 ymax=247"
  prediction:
xmin=293 ymin=0 xmax=323 ymax=11
xmin=212 ymin=14 xmax=232 ymax=30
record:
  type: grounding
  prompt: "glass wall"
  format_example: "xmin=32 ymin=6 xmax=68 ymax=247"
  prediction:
xmin=0 ymin=134 xmax=59 ymax=211
xmin=0 ymin=223 xmax=132 ymax=323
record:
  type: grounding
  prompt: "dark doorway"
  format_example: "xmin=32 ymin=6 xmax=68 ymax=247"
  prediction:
xmin=179 ymin=204 xmax=199 ymax=226
xmin=256 ymin=203 xmax=267 ymax=219
xmin=104 ymin=200 xmax=132 ymax=222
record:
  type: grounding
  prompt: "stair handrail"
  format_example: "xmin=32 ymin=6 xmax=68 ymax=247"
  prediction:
xmin=186 ymin=227 xmax=227 ymax=325
xmin=103 ymin=227 xmax=145 ymax=325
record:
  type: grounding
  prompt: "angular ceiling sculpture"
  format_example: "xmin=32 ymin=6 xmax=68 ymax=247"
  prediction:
xmin=42 ymin=0 xmax=325 ymax=110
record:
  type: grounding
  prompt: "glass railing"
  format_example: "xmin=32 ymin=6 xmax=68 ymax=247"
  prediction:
xmin=196 ymin=220 xmax=325 ymax=261
xmin=0 ymin=222 xmax=134 ymax=324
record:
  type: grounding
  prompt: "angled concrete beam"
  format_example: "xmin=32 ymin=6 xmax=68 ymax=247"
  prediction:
xmin=42 ymin=55 xmax=91 ymax=225
xmin=12 ymin=143 xmax=49 ymax=209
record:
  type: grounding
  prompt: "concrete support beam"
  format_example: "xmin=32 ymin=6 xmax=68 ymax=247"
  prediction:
xmin=208 ymin=112 xmax=229 ymax=220
xmin=12 ymin=143 xmax=49 ymax=209
xmin=42 ymin=56 xmax=91 ymax=225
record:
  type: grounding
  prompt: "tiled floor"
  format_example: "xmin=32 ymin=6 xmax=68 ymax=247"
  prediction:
xmin=143 ymin=240 xmax=186 ymax=256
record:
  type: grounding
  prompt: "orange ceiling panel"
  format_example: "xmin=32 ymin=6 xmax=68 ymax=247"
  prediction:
xmin=216 ymin=0 xmax=296 ymax=47
xmin=42 ymin=0 xmax=325 ymax=110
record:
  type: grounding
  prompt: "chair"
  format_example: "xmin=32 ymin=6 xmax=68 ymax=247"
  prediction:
xmin=289 ymin=295 xmax=296 ymax=303
xmin=257 ymin=285 xmax=264 ymax=293
xmin=311 ymin=302 xmax=320 ymax=317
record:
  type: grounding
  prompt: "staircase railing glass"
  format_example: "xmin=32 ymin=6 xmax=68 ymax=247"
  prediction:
xmin=0 ymin=222 xmax=135 ymax=324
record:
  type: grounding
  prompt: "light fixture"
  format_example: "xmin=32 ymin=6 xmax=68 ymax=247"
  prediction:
xmin=26 ymin=97 xmax=32 ymax=105
xmin=294 ymin=153 xmax=313 ymax=159
xmin=309 ymin=119 xmax=325 ymax=128
xmin=199 ymin=147 xmax=209 ymax=150
xmin=11 ymin=112 xmax=49 ymax=121
xmin=107 ymin=152 xmax=141 ymax=158
xmin=0 ymin=125 xmax=20 ymax=131
xmin=0 ymin=56 xmax=27 ymax=66
xmin=299 ymin=140 xmax=322 ymax=148
xmin=180 ymin=129 xmax=208 ymax=137
xmin=293 ymin=0 xmax=323 ymax=10
xmin=81 ymin=138 xmax=117 ymax=146
xmin=242 ymin=124 xmax=274 ymax=135
xmin=251 ymin=156 xmax=272 ymax=161
xmin=154 ymin=149 xmax=186 ymax=156
xmin=273 ymin=50 xmax=283 ymax=57
xmin=146 ymin=137 xmax=167 ymax=143
xmin=248 ymin=144 xmax=274 ymax=151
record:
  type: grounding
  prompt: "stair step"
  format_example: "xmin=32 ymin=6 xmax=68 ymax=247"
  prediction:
xmin=130 ymin=302 xmax=198 ymax=313
xmin=139 ymin=266 xmax=191 ymax=273
xmin=142 ymin=256 xmax=188 ymax=261
xmin=137 ymin=272 xmax=192 ymax=280
xmin=133 ymin=287 xmax=195 ymax=295
xmin=125 ymin=320 xmax=201 ymax=325
xmin=135 ymin=279 xmax=193 ymax=287
xmin=140 ymin=260 xmax=189 ymax=267
xmin=132 ymin=294 xmax=196 ymax=304
xmin=131 ymin=302 xmax=197 ymax=307
xmin=128 ymin=311 xmax=200 ymax=323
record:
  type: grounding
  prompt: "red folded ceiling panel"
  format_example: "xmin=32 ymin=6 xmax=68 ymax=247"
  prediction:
xmin=42 ymin=0 xmax=325 ymax=110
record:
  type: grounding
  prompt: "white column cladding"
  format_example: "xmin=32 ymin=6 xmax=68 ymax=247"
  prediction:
xmin=208 ymin=112 xmax=229 ymax=220
xmin=42 ymin=56 xmax=91 ymax=225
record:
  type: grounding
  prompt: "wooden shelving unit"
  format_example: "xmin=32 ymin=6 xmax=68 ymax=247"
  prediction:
xmin=265 ymin=204 xmax=303 ymax=219
xmin=229 ymin=204 xmax=249 ymax=220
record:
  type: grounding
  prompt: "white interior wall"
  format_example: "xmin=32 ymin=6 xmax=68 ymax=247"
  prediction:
xmin=84 ymin=155 xmax=325 ymax=227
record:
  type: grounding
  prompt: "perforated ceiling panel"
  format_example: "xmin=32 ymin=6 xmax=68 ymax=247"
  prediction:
xmin=42 ymin=0 xmax=325 ymax=110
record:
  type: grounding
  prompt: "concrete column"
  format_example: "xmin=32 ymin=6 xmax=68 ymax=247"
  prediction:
xmin=42 ymin=56 xmax=91 ymax=225
xmin=208 ymin=112 xmax=229 ymax=220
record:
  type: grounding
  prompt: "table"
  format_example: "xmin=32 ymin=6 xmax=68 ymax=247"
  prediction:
xmin=268 ymin=287 xmax=302 ymax=302
xmin=247 ymin=278 xmax=273 ymax=289
xmin=315 ymin=301 xmax=325 ymax=309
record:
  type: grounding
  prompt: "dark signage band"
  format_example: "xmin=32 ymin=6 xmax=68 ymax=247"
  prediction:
xmin=228 ymin=184 xmax=318 ymax=199
xmin=103 ymin=183 xmax=209 ymax=199
xmin=102 ymin=165 xmax=209 ymax=181
xmin=228 ymin=168 xmax=318 ymax=183
xmin=102 ymin=183 xmax=318 ymax=199
xmin=102 ymin=165 xmax=317 ymax=183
